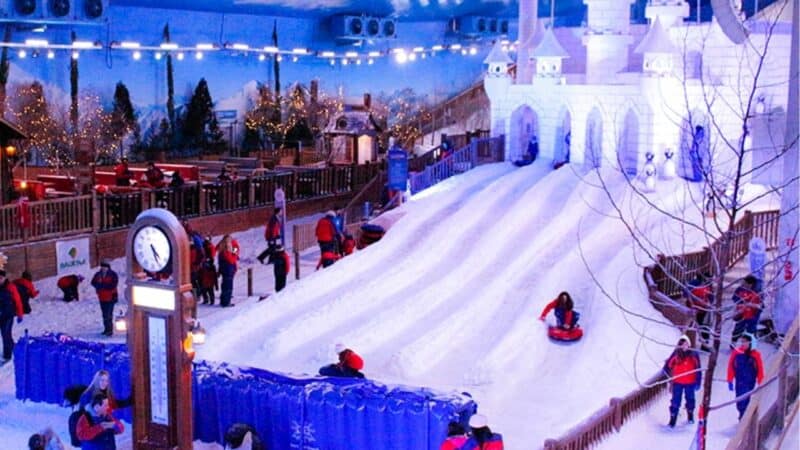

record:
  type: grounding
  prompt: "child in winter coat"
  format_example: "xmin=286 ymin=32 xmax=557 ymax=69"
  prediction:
xmin=440 ymin=422 xmax=468 ymax=450
xmin=662 ymin=335 xmax=702 ymax=427
xmin=316 ymin=250 xmax=340 ymax=270
xmin=269 ymin=245 xmax=291 ymax=293
xmin=727 ymin=334 xmax=764 ymax=420
xmin=342 ymin=234 xmax=356 ymax=256
xmin=198 ymin=260 xmax=218 ymax=305
xmin=319 ymin=344 xmax=365 ymax=378
xmin=13 ymin=271 xmax=38 ymax=314
xmin=216 ymin=235 xmax=239 ymax=308
xmin=57 ymin=274 xmax=83 ymax=302
xmin=539 ymin=292 xmax=580 ymax=329
xmin=462 ymin=414 xmax=504 ymax=450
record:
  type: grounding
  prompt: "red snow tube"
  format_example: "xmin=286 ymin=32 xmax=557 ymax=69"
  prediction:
xmin=548 ymin=326 xmax=583 ymax=342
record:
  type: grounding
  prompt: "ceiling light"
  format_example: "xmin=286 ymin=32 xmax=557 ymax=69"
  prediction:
xmin=392 ymin=47 xmax=406 ymax=54
xmin=263 ymin=46 xmax=279 ymax=53
xmin=321 ymin=51 xmax=335 ymax=58
xmin=368 ymin=58 xmax=374 ymax=65
xmin=18 ymin=49 xmax=26 ymax=58
xmin=133 ymin=51 xmax=141 ymax=60
xmin=408 ymin=52 xmax=417 ymax=61
xmin=276 ymin=55 xmax=282 ymax=61
xmin=329 ymin=59 xmax=335 ymax=66
xmin=160 ymin=43 xmax=179 ymax=50
xmin=395 ymin=52 xmax=408 ymax=64
xmin=231 ymin=43 xmax=249 ymax=51
xmin=120 ymin=41 xmax=141 ymax=49
xmin=368 ymin=51 xmax=381 ymax=57
xmin=176 ymin=52 xmax=184 ymax=60
xmin=155 ymin=52 xmax=163 ymax=60
xmin=341 ymin=58 xmax=348 ymax=65
xmin=461 ymin=49 xmax=467 ymax=55
xmin=450 ymin=44 xmax=462 ymax=50
xmin=196 ymin=43 xmax=214 ymax=50
xmin=25 ymin=39 xmax=48 ymax=47
xmin=356 ymin=59 xmax=361 ymax=65
xmin=72 ymin=41 xmax=95 ymax=49
xmin=195 ymin=51 xmax=203 ymax=60
xmin=258 ymin=54 xmax=266 ymax=61
xmin=292 ymin=56 xmax=298 ymax=62
xmin=345 ymin=51 xmax=358 ymax=58
xmin=46 ymin=50 xmax=55 ymax=59
xmin=413 ymin=47 xmax=424 ymax=53
xmin=71 ymin=51 xmax=79 ymax=59
xmin=432 ymin=45 xmax=444 ymax=51
xmin=292 ymin=48 xmax=308 ymax=54
xmin=469 ymin=47 xmax=477 ymax=55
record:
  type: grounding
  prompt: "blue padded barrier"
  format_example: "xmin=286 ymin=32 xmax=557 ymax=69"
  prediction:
xmin=15 ymin=334 xmax=477 ymax=450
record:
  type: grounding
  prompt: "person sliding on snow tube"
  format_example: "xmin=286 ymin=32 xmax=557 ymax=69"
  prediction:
xmin=662 ymin=335 xmax=702 ymax=428
xmin=539 ymin=292 xmax=583 ymax=341
xmin=319 ymin=344 xmax=365 ymax=378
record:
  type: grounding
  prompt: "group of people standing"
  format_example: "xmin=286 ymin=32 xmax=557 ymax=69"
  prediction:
xmin=314 ymin=209 xmax=356 ymax=270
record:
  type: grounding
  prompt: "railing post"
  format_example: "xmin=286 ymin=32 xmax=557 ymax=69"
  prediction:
xmin=248 ymin=176 xmax=255 ymax=207
xmin=777 ymin=363 xmax=787 ymax=430
xmin=91 ymin=190 xmax=100 ymax=233
xmin=609 ymin=397 xmax=623 ymax=431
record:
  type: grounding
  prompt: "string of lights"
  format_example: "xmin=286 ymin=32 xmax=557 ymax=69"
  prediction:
xmin=0 ymin=38 xmax=517 ymax=65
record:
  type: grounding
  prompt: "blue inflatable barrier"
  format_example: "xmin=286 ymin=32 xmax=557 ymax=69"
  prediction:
xmin=15 ymin=334 xmax=477 ymax=450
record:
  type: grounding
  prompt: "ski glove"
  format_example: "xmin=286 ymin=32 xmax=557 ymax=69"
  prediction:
xmin=728 ymin=382 xmax=734 ymax=391
xmin=16 ymin=317 xmax=22 ymax=324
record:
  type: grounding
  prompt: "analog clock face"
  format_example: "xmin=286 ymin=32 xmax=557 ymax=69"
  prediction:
xmin=133 ymin=226 xmax=171 ymax=273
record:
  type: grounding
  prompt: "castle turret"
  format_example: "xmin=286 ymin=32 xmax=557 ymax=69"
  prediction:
xmin=484 ymin=40 xmax=514 ymax=98
xmin=644 ymin=0 xmax=690 ymax=29
xmin=634 ymin=17 xmax=678 ymax=76
xmin=532 ymin=27 xmax=569 ymax=81
xmin=582 ymin=0 xmax=635 ymax=84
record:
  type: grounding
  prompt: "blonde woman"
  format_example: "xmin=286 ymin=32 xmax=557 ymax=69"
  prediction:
xmin=79 ymin=370 xmax=131 ymax=412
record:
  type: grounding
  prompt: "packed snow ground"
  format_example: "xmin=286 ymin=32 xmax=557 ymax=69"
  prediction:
xmin=0 ymin=159 xmax=784 ymax=449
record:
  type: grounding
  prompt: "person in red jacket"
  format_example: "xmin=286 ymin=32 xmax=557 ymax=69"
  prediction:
xmin=440 ymin=422 xmax=468 ymax=450
xmin=113 ymin=157 xmax=133 ymax=187
xmin=91 ymin=261 xmax=119 ymax=337
xmin=316 ymin=250 xmax=340 ymax=270
xmin=315 ymin=211 xmax=340 ymax=254
xmin=76 ymin=393 xmax=124 ymax=450
xmin=731 ymin=275 xmax=762 ymax=344
xmin=727 ymin=334 xmax=765 ymax=420
xmin=662 ymin=335 xmax=702 ymax=427
xmin=342 ymin=234 xmax=356 ymax=256
xmin=685 ymin=272 xmax=713 ymax=350
xmin=269 ymin=245 xmax=290 ymax=293
xmin=319 ymin=344 xmax=365 ymax=378
xmin=143 ymin=161 xmax=165 ymax=188
xmin=539 ymin=292 xmax=580 ymax=329
xmin=257 ymin=207 xmax=283 ymax=264
xmin=13 ymin=270 xmax=38 ymax=314
xmin=463 ymin=414 xmax=504 ymax=450
xmin=0 ymin=269 xmax=24 ymax=361
xmin=217 ymin=235 xmax=239 ymax=307
xmin=57 ymin=274 xmax=84 ymax=302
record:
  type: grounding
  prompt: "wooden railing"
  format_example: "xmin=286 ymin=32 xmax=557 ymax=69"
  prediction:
xmin=409 ymin=136 xmax=505 ymax=194
xmin=644 ymin=210 xmax=780 ymax=301
xmin=543 ymin=372 xmax=669 ymax=450
xmin=0 ymin=195 xmax=93 ymax=244
xmin=726 ymin=316 xmax=800 ymax=450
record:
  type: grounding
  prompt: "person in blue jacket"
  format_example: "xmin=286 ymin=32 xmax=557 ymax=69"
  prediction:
xmin=462 ymin=414 xmax=504 ymax=449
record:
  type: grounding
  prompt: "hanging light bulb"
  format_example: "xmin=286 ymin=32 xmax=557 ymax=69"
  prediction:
xmin=18 ymin=49 xmax=27 ymax=58
xmin=330 ymin=59 xmax=335 ymax=66
xmin=276 ymin=55 xmax=282 ymax=62
xmin=368 ymin=58 xmax=374 ymax=65
xmin=155 ymin=52 xmax=163 ymax=60
xmin=258 ymin=54 xmax=266 ymax=61
xmin=292 ymin=56 xmax=298 ymax=62
xmin=47 ymin=50 xmax=55 ymax=59
xmin=341 ymin=58 xmax=348 ymax=65
xmin=71 ymin=51 xmax=79 ymax=60
xmin=195 ymin=51 xmax=203 ymax=60
xmin=356 ymin=59 xmax=361 ymax=65
xmin=132 ymin=51 xmax=142 ymax=60
xmin=176 ymin=52 xmax=185 ymax=60
xmin=408 ymin=52 xmax=417 ymax=61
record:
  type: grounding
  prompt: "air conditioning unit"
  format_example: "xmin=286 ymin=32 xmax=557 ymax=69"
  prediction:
xmin=365 ymin=17 xmax=381 ymax=37
xmin=47 ymin=0 xmax=72 ymax=19
xmin=7 ymin=0 xmax=44 ymax=19
xmin=77 ymin=0 xmax=107 ymax=21
xmin=457 ymin=15 xmax=489 ymax=36
xmin=331 ymin=15 xmax=366 ymax=39
xmin=380 ymin=18 xmax=397 ymax=38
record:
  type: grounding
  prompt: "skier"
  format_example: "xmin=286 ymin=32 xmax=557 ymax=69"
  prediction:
xmin=539 ymin=292 xmax=580 ymax=330
xmin=662 ymin=335 xmax=702 ymax=428
xmin=319 ymin=344 xmax=365 ymax=378
xmin=731 ymin=275 xmax=762 ymax=344
xmin=727 ymin=334 xmax=764 ymax=420
xmin=440 ymin=422 xmax=468 ymax=450
xmin=462 ymin=414 xmax=504 ymax=449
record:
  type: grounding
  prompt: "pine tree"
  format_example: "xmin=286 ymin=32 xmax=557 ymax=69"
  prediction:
xmin=207 ymin=114 xmax=225 ymax=153
xmin=110 ymin=81 xmax=138 ymax=156
xmin=183 ymin=78 xmax=214 ymax=149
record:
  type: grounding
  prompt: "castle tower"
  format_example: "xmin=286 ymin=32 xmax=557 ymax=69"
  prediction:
xmin=582 ymin=0 xmax=635 ymax=84
xmin=532 ymin=27 xmax=570 ymax=82
xmin=634 ymin=18 xmax=678 ymax=76
xmin=484 ymin=40 xmax=514 ymax=97
xmin=644 ymin=0 xmax=690 ymax=29
xmin=516 ymin=0 xmax=539 ymax=84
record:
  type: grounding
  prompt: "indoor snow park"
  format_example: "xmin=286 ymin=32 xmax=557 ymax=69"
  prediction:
xmin=0 ymin=0 xmax=797 ymax=449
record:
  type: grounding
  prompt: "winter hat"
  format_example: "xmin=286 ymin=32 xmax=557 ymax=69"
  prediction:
xmin=678 ymin=334 xmax=691 ymax=346
xmin=334 ymin=343 xmax=346 ymax=354
xmin=326 ymin=210 xmax=336 ymax=217
xmin=100 ymin=259 xmax=111 ymax=268
xmin=469 ymin=414 xmax=488 ymax=429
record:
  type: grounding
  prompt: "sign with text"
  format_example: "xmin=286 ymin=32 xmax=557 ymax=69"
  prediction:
xmin=56 ymin=238 xmax=90 ymax=276
xmin=387 ymin=146 xmax=409 ymax=191
xmin=215 ymin=110 xmax=237 ymax=123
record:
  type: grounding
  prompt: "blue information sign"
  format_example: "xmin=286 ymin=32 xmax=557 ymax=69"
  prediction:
xmin=215 ymin=110 xmax=237 ymax=122
xmin=387 ymin=146 xmax=408 ymax=191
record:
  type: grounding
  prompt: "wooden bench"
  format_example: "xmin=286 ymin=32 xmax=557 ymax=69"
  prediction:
xmin=220 ymin=156 xmax=262 ymax=170
xmin=37 ymin=174 xmax=77 ymax=193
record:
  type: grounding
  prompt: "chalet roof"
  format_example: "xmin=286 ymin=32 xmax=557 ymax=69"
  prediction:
xmin=531 ymin=27 xmax=569 ymax=59
xmin=0 ymin=118 xmax=27 ymax=141
xmin=634 ymin=17 xmax=677 ymax=54
xmin=324 ymin=110 xmax=378 ymax=136
xmin=483 ymin=40 xmax=512 ymax=65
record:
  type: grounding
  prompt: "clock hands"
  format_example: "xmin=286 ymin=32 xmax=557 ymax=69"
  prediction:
xmin=150 ymin=244 xmax=161 ymax=264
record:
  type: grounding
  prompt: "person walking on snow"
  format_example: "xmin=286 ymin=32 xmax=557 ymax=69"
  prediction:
xmin=662 ymin=335 xmax=702 ymax=428
xmin=731 ymin=275 xmax=762 ymax=344
xmin=539 ymin=292 xmax=580 ymax=329
xmin=685 ymin=272 xmax=713 ymax=350
xmin=269 ymin=245 xmax=290 ymax=293
xmin=727 ymin=333 xmax=764 ymax=420
xmin=91 ymin=261 xmax=119 ymax=337
xmin=315 ymin=211 xmax=340 ymax=254
xmin=257 ymin=207 xmax=283 ymax=264
xmin=0 ymin=268 xmax=23 ymax=362
xmin=462 ymin=414 xmax=504 ymax=449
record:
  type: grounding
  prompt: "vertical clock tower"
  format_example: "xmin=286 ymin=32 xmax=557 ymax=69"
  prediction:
xmin=125 ymin=208 xmax=195 ymax=450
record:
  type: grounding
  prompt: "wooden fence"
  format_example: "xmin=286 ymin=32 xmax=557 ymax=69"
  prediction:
xmin=726 ymin=316 xmax=799 ymax=450
xmin=1 ymin=164 xmax=381 ymax=245
xmin=409 ymin=136 xmax=505 ymax=194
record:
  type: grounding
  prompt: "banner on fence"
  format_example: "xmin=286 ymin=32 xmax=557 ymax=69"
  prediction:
xmin=387 ymin=146 xmax=408 ymax=191
xmin=56 ymin=238 xmax=90 ymax=276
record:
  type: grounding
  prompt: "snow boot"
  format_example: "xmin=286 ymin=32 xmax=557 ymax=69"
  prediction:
xmin=668 ymin=414 xmax=677 ymax=428
xmin=687 ymin=411 xmax=694 ymax=424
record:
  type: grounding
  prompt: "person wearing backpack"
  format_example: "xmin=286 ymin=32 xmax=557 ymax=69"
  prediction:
xmin=76 ymin=393 xmax=124 ymax=450
xmin=462 ymin=414 xmax=504 ymax=450
xmin=727 ymin=333 xmax=765 ymax=420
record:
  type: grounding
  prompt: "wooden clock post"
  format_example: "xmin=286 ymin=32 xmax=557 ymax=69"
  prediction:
xmin=125 ymin=209 xmax=195 ymax=450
